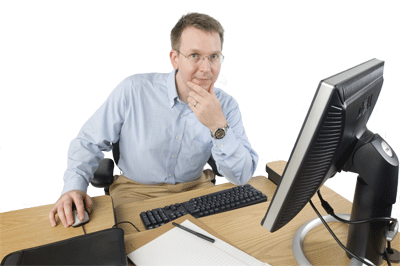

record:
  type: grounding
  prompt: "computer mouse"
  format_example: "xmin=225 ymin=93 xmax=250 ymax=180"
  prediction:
xmin=72 ymin=209 xmax=90 ymax=227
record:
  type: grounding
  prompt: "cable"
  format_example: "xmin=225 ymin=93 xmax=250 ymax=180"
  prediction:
xmin=387 ymin=241 xmax=393 ymax=254
xmin=317 ymin=191 xmax=397 ymax=224
xmin=317 ymin=190 xmax=399 ymax=265
xmin=384 ymin=249 xmax=393 ymax=266
xmin=112 ymin=222 xmax=140 ymax=266
xmin=309 ymin=199 xmax=375 ymax=266
xmin=113 ymin=221 xmax=141 ymax=232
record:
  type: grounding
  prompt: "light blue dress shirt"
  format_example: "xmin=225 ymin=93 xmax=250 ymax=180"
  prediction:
xmin=62 ymin=70 xmax=258 ymax=195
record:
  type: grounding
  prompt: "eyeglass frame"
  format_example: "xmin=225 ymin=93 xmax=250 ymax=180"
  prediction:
xmin=176 ymin=50 xmax=225 ymax=65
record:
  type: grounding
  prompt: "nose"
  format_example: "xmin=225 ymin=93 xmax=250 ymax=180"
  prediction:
xmin=199 ymin=56 xmax=211 ymax=72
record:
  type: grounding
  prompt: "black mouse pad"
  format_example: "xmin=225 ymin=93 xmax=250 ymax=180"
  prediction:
xmin=1 ymin=228 xmax=127 ymax=266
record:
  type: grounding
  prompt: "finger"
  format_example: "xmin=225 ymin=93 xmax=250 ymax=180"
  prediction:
xmin=188 ymin=98 xmax=199 ymax=113
xmin=187 ymin=81 xmax=209 ymax=97
xmin=49 ymin=206 xmax=58 ymax=227
xmin=57 ymin=205 xmax=69 ymax=228
xmin=187 ymin=80 xmax=208 ymax=90
xmin=188 ymin=84 xmax=206 ymax=104
xmin=188 ymin=96 xmax=198 ymax=106
xmin=72 ymin=195 xmax=86 ymax=221
xmin=187 ymin=81 xmax=197 ymax=90
xmin=188 ymin=97 xmax=202 ymax=113
xmin=85 ymin=194 xmax=94 ymax=214
xmin=188 ymin=91 xmax=202 ymax=103
xmin=63 ymin=200 xmax=74 ymax=227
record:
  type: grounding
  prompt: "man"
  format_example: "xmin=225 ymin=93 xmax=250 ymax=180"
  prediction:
xmin=49 ymin=13 xmax=258 ymax=228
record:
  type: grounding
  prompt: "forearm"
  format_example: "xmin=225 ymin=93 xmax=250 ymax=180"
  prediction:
xmin=61 ymin=137 xmax=108 ymax=195
xmin=211 ymin=130 xmax=258 ymax=185
xmin=61 ymin=79 xmax=127 ymax=195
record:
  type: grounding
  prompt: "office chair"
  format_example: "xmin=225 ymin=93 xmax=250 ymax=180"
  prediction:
xmin=90 ymin=141 xmax=222 ymax=195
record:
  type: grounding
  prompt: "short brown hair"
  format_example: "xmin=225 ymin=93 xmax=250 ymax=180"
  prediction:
xmin=171 ymin=13 xmax=224 ymax=51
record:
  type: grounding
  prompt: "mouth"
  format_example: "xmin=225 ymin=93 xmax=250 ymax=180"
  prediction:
xmin=193 ymin=78 xmax=212 ymax=88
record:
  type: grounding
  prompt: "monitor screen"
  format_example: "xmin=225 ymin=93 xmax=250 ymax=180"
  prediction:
xmin=261 ymin=58 xmax=398 ymax=265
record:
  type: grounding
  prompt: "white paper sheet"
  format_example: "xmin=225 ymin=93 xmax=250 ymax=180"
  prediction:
xmin=128 ymin=219 xmax=270 ymax=266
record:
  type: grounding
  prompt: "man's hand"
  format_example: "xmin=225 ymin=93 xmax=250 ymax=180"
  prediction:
xmin=187 ymin=81 xmax=227 ymax=132
xmin=49 ymin=190 xmax=93 ymax=228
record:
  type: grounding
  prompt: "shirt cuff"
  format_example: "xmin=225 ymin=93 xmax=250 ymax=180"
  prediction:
xmin=211 ymin=129 xmax=238 ymax=157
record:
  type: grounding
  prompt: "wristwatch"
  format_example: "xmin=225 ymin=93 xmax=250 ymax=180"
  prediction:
xmin=211 ymin=123 xmax=229 ymax=139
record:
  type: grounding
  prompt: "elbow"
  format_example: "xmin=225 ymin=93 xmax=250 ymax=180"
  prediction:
xmin=224 ymin=165 xmax=254 ymax=186
xmin=237 ymin=156 xmax=257 ymax=185
xmin=217 ymin=152 xmax=258 ymax=186
xmin=236 ymin=172 xmax=253 ymax=186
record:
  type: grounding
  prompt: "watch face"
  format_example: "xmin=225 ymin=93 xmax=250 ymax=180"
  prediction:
xmin=215 ymin=128 xmax=225 ymax=139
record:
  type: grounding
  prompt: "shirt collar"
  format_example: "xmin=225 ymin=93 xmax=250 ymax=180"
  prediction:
xmin=167 ymin=69 xmax=180 ymax=108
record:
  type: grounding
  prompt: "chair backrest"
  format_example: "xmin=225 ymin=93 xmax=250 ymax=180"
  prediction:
xmin=111 ymin=141 xmax=221 ymax=177
xmin=112 ymin=142 xmax=120 ymax=165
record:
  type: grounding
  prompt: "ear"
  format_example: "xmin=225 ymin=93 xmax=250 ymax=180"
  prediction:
xmin=170 ymin=50 xmax=179 ymax=70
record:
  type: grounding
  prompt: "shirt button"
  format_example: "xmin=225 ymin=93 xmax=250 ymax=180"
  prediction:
xmin=169 ymin=174 xmax=172 ymax=177
xmin=180 ymin=115 xmax=183 ymax=118
xmin=214 ymin=144 xmax=217 ymax=147
xmin=176 ymin=136 xmax=179 ymax=139
xmin=220 ymin=145 xmax=224 ymax=148
xmin=172 ymin=155 xmax=175 ymax=158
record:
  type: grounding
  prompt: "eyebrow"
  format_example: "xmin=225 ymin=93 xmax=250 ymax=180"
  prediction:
xmin=187 ymin=49 xmax=222 ymax=55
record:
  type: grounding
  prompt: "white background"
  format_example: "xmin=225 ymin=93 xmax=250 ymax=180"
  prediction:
xmin=1 ymin=1 xmax=399 ymax=224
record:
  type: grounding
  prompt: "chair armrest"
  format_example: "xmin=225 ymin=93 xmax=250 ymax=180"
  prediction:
xmin=207 ymin=156 xmax=222 ymax=177
xmin=91 ymin=158 xmax=115 ymax=188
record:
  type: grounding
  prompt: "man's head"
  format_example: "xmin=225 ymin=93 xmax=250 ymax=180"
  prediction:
xmin=170 ymin=13 xmax=224 ymax=102
xmin=170 ymin=13 xmax=224 ymax=51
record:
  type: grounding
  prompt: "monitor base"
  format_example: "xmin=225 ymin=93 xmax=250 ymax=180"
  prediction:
xmin=292 ymin=213 xmax=351 ymax=266
xmin=385 ymin=248 xmax=400 ymax=263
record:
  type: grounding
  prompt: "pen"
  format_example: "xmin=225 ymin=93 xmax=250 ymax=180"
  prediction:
xmin=172 ymin=222 xmax=215 ymax=243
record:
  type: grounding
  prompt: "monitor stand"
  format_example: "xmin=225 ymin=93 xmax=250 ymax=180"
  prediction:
xmin=345 ymin=134 xmax=398 ymax=265
xmin=292 ymin=214 xmax=399 ymax=266
xmin=292 ymin=133 xmax=398 ymax=265
xmin=292 ymin=213 xmax=357 ymax=265
xmin=292 ymin=210 xmax=399 ymax=265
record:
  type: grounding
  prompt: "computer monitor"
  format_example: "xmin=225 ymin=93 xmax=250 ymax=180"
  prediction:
xmin=261 ymin=59 xmax=398 ymax=265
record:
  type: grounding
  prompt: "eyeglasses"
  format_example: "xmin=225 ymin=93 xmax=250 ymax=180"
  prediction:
xmin=177 ymin=50 xmax=224 ymax=65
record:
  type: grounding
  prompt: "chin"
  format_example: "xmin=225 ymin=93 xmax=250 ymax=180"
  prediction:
xmin=193 ymin=79 xmax=213 ymax=91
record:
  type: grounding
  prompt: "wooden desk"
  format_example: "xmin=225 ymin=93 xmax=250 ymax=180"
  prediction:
xmin=116 ymin=175 xmax=399 ymax=265
xmin=1 ymin=170 xmax=398 ymax=265
xmin=0 ymin=195 xmax=115 ymax=261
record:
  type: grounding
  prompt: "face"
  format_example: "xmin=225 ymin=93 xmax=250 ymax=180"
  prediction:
xmin=170 ymin=26 xmax=222 ymax=101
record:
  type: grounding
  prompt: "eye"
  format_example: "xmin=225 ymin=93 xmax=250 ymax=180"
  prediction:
xmin=189 ymin=53 xmax=199 ymax=59
xmin=210 ymin=54 xmax=219 ymax=59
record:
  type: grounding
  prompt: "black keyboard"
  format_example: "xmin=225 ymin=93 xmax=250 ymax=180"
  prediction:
xmin=140 ymin=184 xmax=268 ymax=230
